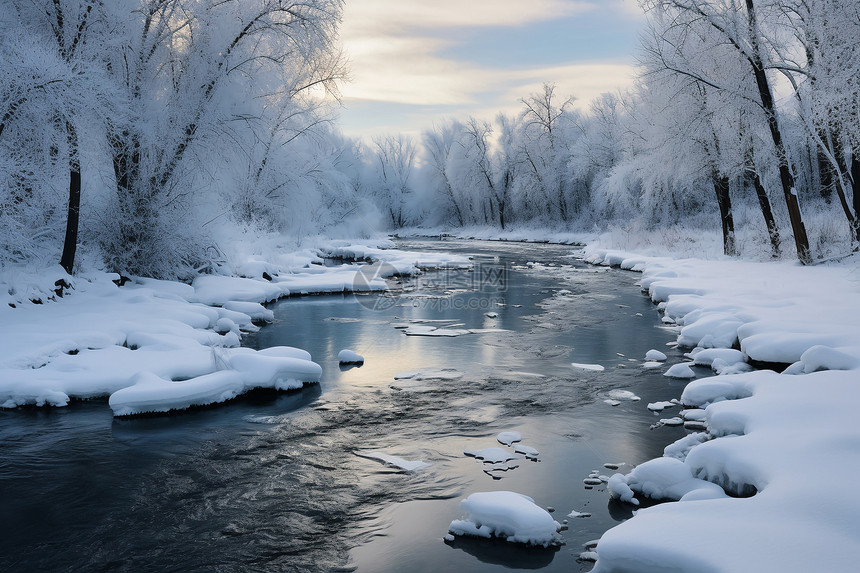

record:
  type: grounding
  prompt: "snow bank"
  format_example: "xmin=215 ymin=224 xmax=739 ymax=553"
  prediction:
xmin=583 ymin=247 xmax=860 ymax=572
xmin=448 ymin=491 xmax=563 ymax=547
xmin=2 ymin=239 xmax=464 ymax=414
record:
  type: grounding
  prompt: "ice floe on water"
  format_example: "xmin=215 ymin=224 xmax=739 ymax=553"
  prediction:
xmin=464 ymin=447 xmax=521 ymax=464
xmin=356 ymin=451 xmax=431 ymax=472
xmin=647 ymin=400 xmax=678 ymax=412
xmin=513 ymin=444 xmax=540 ymax=460
xmin=645 ymin=349 xmax=667 ymax=361
xmin=496 ymin=431 xmax=522 ymax=446
xmin=663 ymin=362 xmax=696 ymax=379
xmin=571 ymin=362 xmax=605 ymax=372
xmin=606 ymin=389 xmax=641 ymax=402
xmin=567 ymin=509 xmax=592 ymax=519
xmin=447 ymin=491 xmax=564 ymax=547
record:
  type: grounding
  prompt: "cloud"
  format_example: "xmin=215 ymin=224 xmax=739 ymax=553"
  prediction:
xmin=343 ymin=0 xmax=595 ymax=35
xmin=337 ymin=0 xmax=643 ymax=136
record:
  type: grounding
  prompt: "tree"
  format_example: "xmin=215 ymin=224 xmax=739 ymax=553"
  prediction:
xmin=644 ymin=0 xmax=812 ymax=263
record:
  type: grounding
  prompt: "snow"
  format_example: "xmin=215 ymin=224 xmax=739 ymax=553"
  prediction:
xmin=606 ymin=389 xmax=640 ymax=402
xmin=497 ymin=431 xmax=522 ymax=446
xmin=0 ymin=240 xmax=468 ymax=415
xmin=338 ymin=349 xmax=365 ymax=364
xmin=645 ymin=349 xmax=667 ymax=361
xmin=663 ymin=362 xmax=696 ymax=379
xmin=585 ymin=247 xmax=860 ymax=572
xmin=464 ymin=447 xmax=521 ymax=464
xmin=448 ymin=491 xmax=564 ymax=547
xmin=647 ymin=401 xmax=677 ymax=412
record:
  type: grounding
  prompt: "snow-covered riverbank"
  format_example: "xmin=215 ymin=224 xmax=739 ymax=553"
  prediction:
xmin=0 ymin=238 xmax=469 ymax=415
xmin=582 ymin=247 xmax=860 ymax=572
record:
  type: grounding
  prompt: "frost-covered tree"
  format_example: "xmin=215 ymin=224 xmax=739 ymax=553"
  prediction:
xmin=642 ymin=0 xmax=812 ymax=262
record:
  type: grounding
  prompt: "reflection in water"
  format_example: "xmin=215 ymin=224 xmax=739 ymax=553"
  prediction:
xmin=445 ymin=537 xmax=560 ymax=569
xmin=0 ymin=239 xmax=691 ymax=573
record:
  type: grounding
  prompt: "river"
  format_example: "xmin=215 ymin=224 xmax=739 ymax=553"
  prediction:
xmin=0 ymin=238 xmax=694 ymax=572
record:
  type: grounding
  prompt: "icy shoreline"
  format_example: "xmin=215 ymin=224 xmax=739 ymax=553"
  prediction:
xmin=582 ymin=247 xmax=860 ymax=572
xmin=0 ymin=239 xmax=469 ymax=416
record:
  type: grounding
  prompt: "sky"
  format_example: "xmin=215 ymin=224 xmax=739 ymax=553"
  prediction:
xmin=336 ymin=0 xmax=646 ymax=139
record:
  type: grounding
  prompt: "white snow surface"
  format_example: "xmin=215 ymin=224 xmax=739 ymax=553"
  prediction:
xmin=0 ymin=240 xmax=468 ymax=414
xmin=585 ymin=247 xmax=860 ymax=572
xmin=338 ymin=349 xmax=365 ymax=364
xmin=448 ymin=491 xmax=563 ymax=547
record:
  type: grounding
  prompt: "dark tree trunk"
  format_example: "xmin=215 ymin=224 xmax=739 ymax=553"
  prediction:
xmin=748 ymin=168 xmax=781 ymax=258
xmin=713 ymin=172 xmax=737 ymax=256
xmin=852 ymin=155 xmax=860 ymax=247
xmin=818 ymin=144 xmax=834 ymax=202
xmin=745 ymin=0 xmax=811 ymax=264
xmin=60 ymin=121 xmax=81 ymax=275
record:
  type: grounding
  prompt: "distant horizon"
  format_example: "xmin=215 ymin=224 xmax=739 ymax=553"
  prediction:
xmin=336 ymin=0 xmax=645 ymax=139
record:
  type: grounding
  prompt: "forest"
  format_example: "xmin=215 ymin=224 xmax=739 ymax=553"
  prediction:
xmin=2 ymin=0 xmax=859 ymax=279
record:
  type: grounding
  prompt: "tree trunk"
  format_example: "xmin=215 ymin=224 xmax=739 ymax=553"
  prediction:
xmin=852 ymin=155 xmax=860 ymax=248
xmin=713 ymin=172 xmax=737 ymax=256
xmin=748 ymin=168 xmax=781 ymax=258
xmin=745 ymin=0 xmax=811 ymax=264
xmin=60 ymin=121 xmax=81 ymax=275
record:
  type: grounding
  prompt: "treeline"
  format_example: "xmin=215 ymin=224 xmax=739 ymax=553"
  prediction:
xmin=0 ymin=0 xmax=360 ymax=279
xmin=4 ymin=1 xmax=859 ymax=279
xmin=364 ymin=0 xmax=860 ymax=263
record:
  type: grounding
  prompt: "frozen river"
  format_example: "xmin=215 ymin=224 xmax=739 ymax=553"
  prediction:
xmin=0 ymin=239 xmax=694 ymax=572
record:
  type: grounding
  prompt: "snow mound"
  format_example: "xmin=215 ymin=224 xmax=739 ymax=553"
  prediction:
xmin=109 ymin=371 xmax=245 ymax=416
xmin=663 ymin=363 xmax=696 ymax=379
xmin=645 ymin=349 xmax=667 ymax=361
xmin=448 ymin=491 xmax=563 ymax=547
xmin=338 ymin=349 xmax=365 ymax=364
xmin=608 ymin=457 xmax=727 ymax=506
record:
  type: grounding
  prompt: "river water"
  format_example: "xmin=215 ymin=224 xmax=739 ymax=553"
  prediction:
xmin=0 ymin=239 xmax=695 ymax=572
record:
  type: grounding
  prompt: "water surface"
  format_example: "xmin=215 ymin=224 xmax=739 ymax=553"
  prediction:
xmin=0 ymin=239 xmax=696 ymax=572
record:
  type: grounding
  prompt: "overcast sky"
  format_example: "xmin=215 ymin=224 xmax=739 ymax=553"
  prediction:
xmin=336 ymin=0 xmax=645 ymax=139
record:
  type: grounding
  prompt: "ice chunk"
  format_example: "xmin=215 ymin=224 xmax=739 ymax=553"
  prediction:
xmin=338 ymin=349 xmax=365 ymax=365
xmin=567 ymin=509 xmax=592 ymax=518
xmin=647 ymin=401 xmax=678 ymax=412
xmin=464 ymin=447 xmax=521 ymax=464
xmin=358 ymin=451 xmax=430 ymax=472
xmin=571 ymin=362 xmax=605 ymax=371
xmin=497 ymin=431 xmax=522 ymax=446
xmin=664 ymin=363 xmax=696 ymax=379
xmin=645 ymin=349 xmax=668 ymax=361
xmin=514 ymin=444 xmax=540 ymax=459
xmin=607 ymin=389 xmax=641 ymax=401
xmin=448 ymin=491 xmax=563 ymax=547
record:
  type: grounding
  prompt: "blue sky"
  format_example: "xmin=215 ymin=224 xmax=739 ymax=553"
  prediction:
xmin=337 ymin=0 xmax=645 ymax=138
